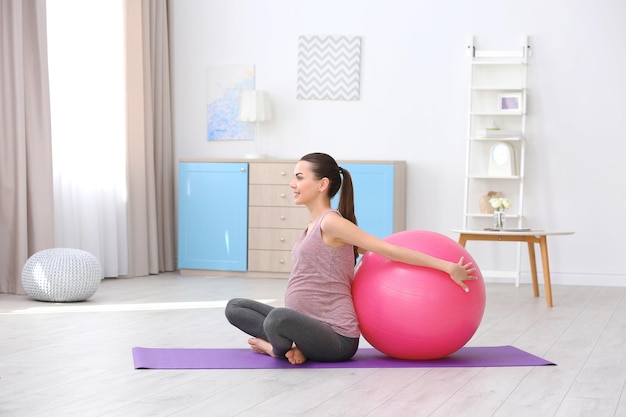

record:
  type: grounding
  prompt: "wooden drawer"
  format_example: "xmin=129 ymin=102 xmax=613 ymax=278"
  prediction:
xmin=249 ymin=206 xmax=308 ymax=229
xmin=248 ymin=228 xmax=303 ymax=250
xmin=249 ymin=184 xmax=295 ymax=207
xmin=248 ymin=250 xmax=293 ymax=273
xmin=249 ymin=162 xmax=295 ymax=185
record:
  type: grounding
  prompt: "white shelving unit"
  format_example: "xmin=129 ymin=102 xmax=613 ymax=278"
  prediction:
xmin=463 ymin=36 xmax=531 ymax=283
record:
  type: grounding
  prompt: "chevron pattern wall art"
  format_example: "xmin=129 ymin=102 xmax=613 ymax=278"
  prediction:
xmin=297 ymin=35 xmax=362 ymax=101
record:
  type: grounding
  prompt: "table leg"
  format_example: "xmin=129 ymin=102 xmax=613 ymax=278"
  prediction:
xmin=539 ymin=236 xmax=553 ymax=307
xmin=454 ymin=232 xmax=558 ymax=307
xmin=527 ymin=241 xmax=539 ymax=297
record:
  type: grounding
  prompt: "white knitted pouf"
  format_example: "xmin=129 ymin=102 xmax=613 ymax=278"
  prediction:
xmin=22 ymin=248 xmax=104 ymax=302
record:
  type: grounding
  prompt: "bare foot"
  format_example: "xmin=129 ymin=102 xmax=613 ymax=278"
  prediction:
xmin=285 ymin=346 xmax=307 ymax=365
xmin=248 ymin=338 xmax=277 ymax=357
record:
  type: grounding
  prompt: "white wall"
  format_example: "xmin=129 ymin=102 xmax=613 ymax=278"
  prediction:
xmin=170 ymin=0 xmax=626 ymax=286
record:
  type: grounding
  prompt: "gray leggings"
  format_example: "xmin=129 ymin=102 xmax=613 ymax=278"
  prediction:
xmin=225 ymin=298 xmax=359 ymax=362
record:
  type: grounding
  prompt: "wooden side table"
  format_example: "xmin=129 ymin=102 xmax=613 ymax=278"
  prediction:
xmin=451 ymin=230 xmax=574 ymax=307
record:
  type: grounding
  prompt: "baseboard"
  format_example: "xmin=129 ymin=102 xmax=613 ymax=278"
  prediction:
xmin=482 ymin=271 xmax=626 ymax=287
xmin=179 ymin=269 xmax=290 ymax=279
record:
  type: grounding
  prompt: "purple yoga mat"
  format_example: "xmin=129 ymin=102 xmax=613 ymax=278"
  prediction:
xmin=132 ymin=346 xmax=555 ymax=370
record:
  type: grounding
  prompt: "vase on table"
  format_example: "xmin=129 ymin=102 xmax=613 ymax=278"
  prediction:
xmin=493 ymin=209 xmax=506 ymax=229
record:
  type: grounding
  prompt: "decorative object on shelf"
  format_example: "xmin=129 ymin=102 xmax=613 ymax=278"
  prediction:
xmin=477 ymin=126 xmax=523 ymax=139
xmin=297 ymin=35 xmax=361 ymax=101
xmin=488 ymin=142 xmax=515 ymax=176
xmin=489 ymin=197 xmax=511 ymax=229
xmin=493 ymin=210 xmax=506 ymax=229
xmin=479 ymin=191 xmax=503 ymax=214
xmin=477 ymin=121 xmax=501 ymax=138
xmin=476 ymin=120 xmax=522 ymax=139
xmin=497 ymin=93 xmax=522 ymax=113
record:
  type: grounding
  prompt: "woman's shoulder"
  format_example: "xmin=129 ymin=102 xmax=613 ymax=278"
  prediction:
xmin=320 ymin=210 xmax=352 ymax=234
xmin=320 ymin=209 xmax=343 ymax=224
xmin=321 ymin=208 xmax=341 ymax=218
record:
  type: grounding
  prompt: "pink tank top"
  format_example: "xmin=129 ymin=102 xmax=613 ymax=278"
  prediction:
xmin=285 ymin=209 xmax=360 ymax=338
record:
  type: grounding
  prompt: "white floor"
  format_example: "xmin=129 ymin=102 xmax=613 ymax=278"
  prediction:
xmin=1 ymin=272 xmax=625 ymax=417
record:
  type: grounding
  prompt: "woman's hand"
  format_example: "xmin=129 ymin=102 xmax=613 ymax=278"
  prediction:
xmin=447 ymin=256 xmax=477 ymax=292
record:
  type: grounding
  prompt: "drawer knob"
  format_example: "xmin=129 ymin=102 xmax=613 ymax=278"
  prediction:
xmin=280 ymin=237 xmax=285 ymax=242
xmin=280 ymin=216 xmax=286 ymax=220
xmin=280 ymin=171 xmax=286 ymax=176
xmin=279 ymin=259 xmax=285 ymax=264
xmin=280 ymin=193 xmax=286 ymax=198
xmin=240 ymin=167 xmax=246 ymax=172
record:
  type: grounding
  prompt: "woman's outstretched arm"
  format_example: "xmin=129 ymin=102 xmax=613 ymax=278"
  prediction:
xmin=321 ymin=213 xmax=477 ymax=291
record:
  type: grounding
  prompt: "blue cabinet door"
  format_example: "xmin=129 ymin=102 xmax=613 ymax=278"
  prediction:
xmin=178 ymin=162 xmax=248 ymax=271
xmin=332 ymin=163 xmax=395 ymax=239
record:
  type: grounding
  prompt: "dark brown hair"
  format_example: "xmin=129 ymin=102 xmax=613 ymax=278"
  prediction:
xmin=300 ymin=152 xmax=359 ymax=261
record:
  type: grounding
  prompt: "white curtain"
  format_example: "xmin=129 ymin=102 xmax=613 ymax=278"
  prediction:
xmin=48 ymin=0 xmax=176 ymax=278
xmin=47 ymin=0 xmax=128 ymax=277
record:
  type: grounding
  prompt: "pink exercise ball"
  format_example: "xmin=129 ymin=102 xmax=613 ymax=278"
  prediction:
xmin=352 ymin=230 xmax=486 ymax=360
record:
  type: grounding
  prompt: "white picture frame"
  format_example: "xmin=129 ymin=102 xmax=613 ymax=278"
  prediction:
xmin=497 ymin=93 xmax=522 ymax=113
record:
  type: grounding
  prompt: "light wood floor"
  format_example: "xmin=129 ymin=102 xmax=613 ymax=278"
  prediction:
xmin=1 ymin=272 xmax=625 ymax=416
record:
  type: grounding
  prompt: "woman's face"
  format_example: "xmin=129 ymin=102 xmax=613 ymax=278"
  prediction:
xmin=290 ymin=161 xmax=324 ymax=206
